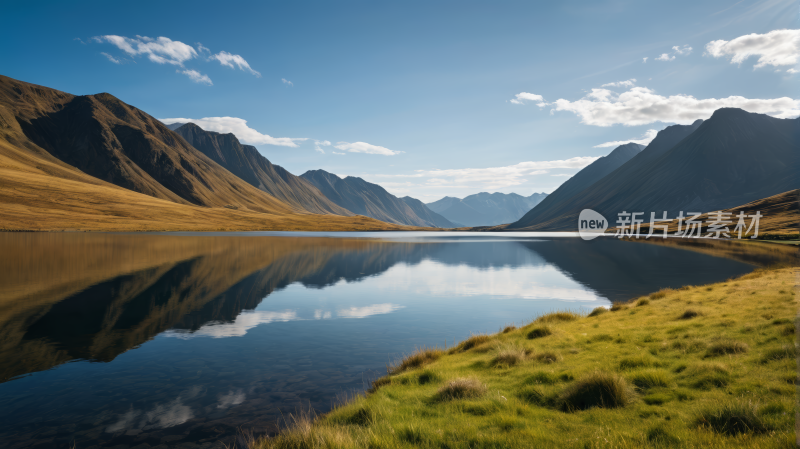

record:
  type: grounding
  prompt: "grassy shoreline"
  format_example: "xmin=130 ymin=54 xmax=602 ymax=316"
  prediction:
xmin=252 ymin=263 xmax=798 ymax=448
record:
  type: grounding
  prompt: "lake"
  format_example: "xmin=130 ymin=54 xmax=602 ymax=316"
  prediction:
xmin=0 ymin=232 xmax=766 ymax=449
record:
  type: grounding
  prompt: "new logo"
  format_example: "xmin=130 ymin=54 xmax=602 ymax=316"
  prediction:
xmin=578 ymin=209 xmax=608 ymax=240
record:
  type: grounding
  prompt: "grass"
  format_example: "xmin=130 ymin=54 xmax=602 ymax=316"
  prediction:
xmin=558 ymin=371 xmax=635 ymax=411
xmin=526 ymin=326 xmax=553 ymax=339
xmin=251 ymin=266 xmax=797 ymax=448
xmin=435 ymin=378 xmax=487 ymax=401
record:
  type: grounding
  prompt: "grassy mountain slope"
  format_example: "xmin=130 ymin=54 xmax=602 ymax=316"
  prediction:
xmin=255 ymin=257 xmax=797 ymax=448
xmin=509 ymin=110 xmax=798 ymax=231
xmin=300 ymin=169 xmax=442 ymax=227
xmin=628 ymin=189 xmax=799 ymax=237
xmin=0 ymin=75 xmax=294 ymax=213
xmin=171 ymin=123 xmax=352 ymax=216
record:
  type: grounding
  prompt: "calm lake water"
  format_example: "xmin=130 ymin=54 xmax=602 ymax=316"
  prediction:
xmin=0 ymin=232 xmax=765 ymax=449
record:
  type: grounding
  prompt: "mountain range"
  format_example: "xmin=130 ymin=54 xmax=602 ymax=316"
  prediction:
xmin=169 ymin=122 xmax=350 ymax=216
xmin=508 ymin=109 xmax=799 ymax=231
xmin=0 ymin=75 xmax=403 ymax=231
xmin=427 ymin=192 xmax=548 ymax=227
xmin=300 ymin=170 xmax=455 ymax=227
xmin=0 ymin=74 xmax=795 ymax=234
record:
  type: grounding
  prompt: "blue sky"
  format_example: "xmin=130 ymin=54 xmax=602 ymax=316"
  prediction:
xmin=2 ymin=0 xmax=798 ymax=202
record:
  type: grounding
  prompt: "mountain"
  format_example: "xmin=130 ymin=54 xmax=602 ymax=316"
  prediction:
xmin=300 ymin=170 xmax=451 ymax=227
xmin=514 ymin=142 xmax=644 ymax=226
xmin=0 ymin=75 xmax=292 ymax=212
xmin=0 ymin=75 xmax=407 ymax=231
xmin=427 ymin=192 xmax=548 ymax=226
xmin=171 ymin=123 xmax=351 ymax=215
xmin=399 ymin=196 xmax=457 ymax=228
xmin=508 ymin=109 xmax=799 ymax=230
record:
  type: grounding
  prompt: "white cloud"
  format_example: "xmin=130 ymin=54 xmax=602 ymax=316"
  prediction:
xmin=282 ymin=78 xmax=293 ymax=86
xmin=209 ymin=51 xmax=261 ymax=77
xmin=552 ymin=174 xmax=572 ymax=177
xmin=334 ymin=141 xmax=401 ymax=156
xmin=549 ymin=86 xmax=800 ymax=126
xmin=788 ymin=68 xmax=799 ymax=74
xmin=196 ymin=43 xmax=210 ymax=54
xmin=101 ymin=52 xmax=122 ymax=64
xmin=672 ymin=45 xmax=693 ymax=55
xmin=337 ymin=303 xmax=404 ymax=319
xmin=655 ymin=53 xmax=675 ymax=61
xmin=332 ymin=151 xmax=346 ymax=155
xmin=159 ymin=116 xmax=306 ymax=147
xmin=593 ymin=129 xmax=658 ymax=148
xmin=601 ymin=79 xmax=636 ymax=88
xmin=706 ymin=29 xmax=800 ymax=69
xmin=314 ymin=140 xmax=330 ymax=153
xmin=510 ymin=92 xmax=546 ymax=105
xmin=643 ymin=57 xmax=648 ymax=63
xmin=96 ymin=35 xmax=198 ymax=66
xmin=371 ymin=157 xmax=598 ymax=190
xmin=178 ymin=69 xmax=213 ymax=86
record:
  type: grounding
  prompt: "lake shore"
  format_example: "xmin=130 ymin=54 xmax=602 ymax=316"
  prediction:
xmin=250 ymin=261 xmax=798 ymax=448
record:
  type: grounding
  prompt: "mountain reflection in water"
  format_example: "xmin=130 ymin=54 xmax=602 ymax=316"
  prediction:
xmin=0 ymin=232 xmax=770 ymax=449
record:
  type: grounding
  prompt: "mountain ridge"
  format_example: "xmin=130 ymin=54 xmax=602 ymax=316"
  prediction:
xmin=171 ymin=123 xmax=351 ymax=215
xmin=427 ymin=192 xmax=548 ymax=226
xmin=508 ymin=109 xmax=799 ymax=230
xmin=300 ymin=170 xmax=452 ymax=227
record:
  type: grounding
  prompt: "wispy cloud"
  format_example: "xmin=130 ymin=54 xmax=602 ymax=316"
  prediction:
xmin=209 ymin=51 xmax=261 ymax=77
xmin=95 ymin=35 xmax=198 ymax=66
xmin=510 ymin=92 xmax=547 ymax=105
xmin=334 ymin=141 xmax=401 ymax=156
xmin=705 ymin=29 xmax=800 ymax=69
xmin=593 ymin=129 xmax=658 ymax=148
xmin=159 ymin=116 xmax=306 ymax=147
xmin=282 ymin=78 xmax=293 ymax=86
xmin=672 ymin=44 xmax=693 ymax=55
xmin=370 ymin=157 xmax=598 ymax=190
xmin=642 ymin=57 xmax=648 ymax=63
xmin=601 ymin=78 xmax=636 ymax=88
xmin=178 ymin=69 xmax=213 ymax=86
xmin=314 ymin=140 xmax=330 ymax=153
xmin=94 ymin=35 xmax=261 ymax=83
xmin=655 ymin=53 xmax=675 ymax=61
xmin=101 ymin=52 xmax=122 ymax=64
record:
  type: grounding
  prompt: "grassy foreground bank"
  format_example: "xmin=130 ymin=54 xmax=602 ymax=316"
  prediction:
xmin=253 ymin=265 xmax=798 ymax=449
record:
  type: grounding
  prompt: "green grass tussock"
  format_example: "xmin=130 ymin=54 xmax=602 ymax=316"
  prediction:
xmin=449 ymin=333 xmax=491 ymax=353
xmin=526 ymin=326 xmax=553 ymax=339
xmin=435 ymin=378 xmax=487 ymax=401
xmin=695 ymin=399 xmax=781 ymax=435
xmin=680 ymin=309 xmax=700 ymax=319
xmin=535 ymin=310 xmax=582 ymax=323
xmin=249 ymin=265 xmax=797 ymax=449
xmin=650 ymin=288 xmax=674 ymax=300
xmin=490 ymin=345 xmax=527 ymax=367
xmin=706 ymin=339 xmax=749 ymax=356
xmin=388 ymin=346 xmax=444 ymax=374
xmin=532 ymin=351 xmax=561 ymax=364
xmin=558 ymin=371 xmax=635 ymax=411
xmin=587 ymin=306 xmax=608 ymax=317
xmin=628 ymin=369 xmax=672 ymax=390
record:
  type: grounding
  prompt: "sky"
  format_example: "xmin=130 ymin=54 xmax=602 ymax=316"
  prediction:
xmin=2 ymin=0 xmax=798 ymax=202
